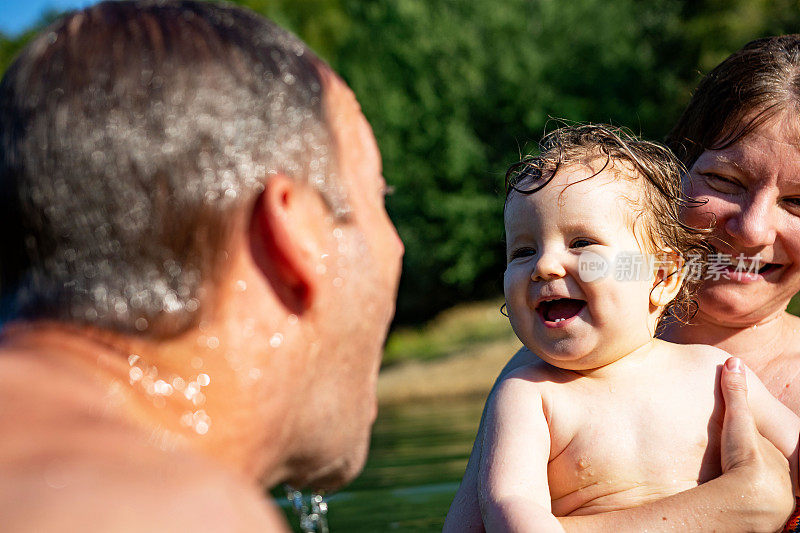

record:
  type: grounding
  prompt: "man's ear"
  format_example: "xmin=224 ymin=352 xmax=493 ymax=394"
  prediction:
xmin=650 ymin=250 xmax=685 ymax=308
xmin=249 ymin=174 xmax=327 ymax=313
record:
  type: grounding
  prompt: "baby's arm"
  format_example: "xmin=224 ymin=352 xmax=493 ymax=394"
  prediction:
xmin=740 ymin=360 xmax=800 ymax=495
xmin=478 ymin=367 xmax=563 ymax=533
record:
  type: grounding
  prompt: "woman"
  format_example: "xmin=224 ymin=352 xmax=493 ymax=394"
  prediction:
xmin=445 ymin=34 xmax=800 ymax=532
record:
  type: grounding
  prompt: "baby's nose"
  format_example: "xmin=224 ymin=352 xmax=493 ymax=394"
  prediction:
xmin=532 ymin=252 xmax=567 ymax=282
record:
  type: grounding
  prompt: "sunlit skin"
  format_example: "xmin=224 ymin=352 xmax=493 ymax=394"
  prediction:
xmin=503 ymin=162 xmax=662 ymax=371
xmin=479 ymin=161 xmax=800 ymax=531
xmin=445 ymin=113 xmax=800 ymax=533
xmin=664 ymin=110 xmax=800 ymax=412
xmin=0 ymin=66 xmax=403 ymax=531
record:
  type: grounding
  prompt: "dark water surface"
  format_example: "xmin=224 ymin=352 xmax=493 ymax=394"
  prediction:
xmin=280 ymin=395 xmax=486 ymax=532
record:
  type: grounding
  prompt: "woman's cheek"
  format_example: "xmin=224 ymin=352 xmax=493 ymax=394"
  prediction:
xmin=683 ymin=193 xmax=733 ymax=230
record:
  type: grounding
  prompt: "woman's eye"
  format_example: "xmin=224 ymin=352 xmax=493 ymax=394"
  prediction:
xmin=702 ymin=173 xmax=743 ymax=194
xmin=783 ymin=197 xmax=800 ymax=211
xmin=570 ymin=239 xmax=594 ymax=248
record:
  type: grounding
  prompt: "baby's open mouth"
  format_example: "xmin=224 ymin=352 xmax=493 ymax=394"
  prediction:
xmin=538 ymin=298 xmax=586 ymax=323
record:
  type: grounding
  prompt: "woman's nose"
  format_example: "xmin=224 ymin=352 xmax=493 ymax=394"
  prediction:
xmin=724 ymin=194 xmax=777 ymax=248
xmin=532 ymin=251 xmax=567 ymax=282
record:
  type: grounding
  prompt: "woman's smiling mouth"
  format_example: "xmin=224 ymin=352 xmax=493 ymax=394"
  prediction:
xmin=708 ymin=247 xmax=784 ymax=282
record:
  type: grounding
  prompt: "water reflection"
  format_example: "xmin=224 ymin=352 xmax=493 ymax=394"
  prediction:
xmin=279 ymin=395 xmax=486 ymax=532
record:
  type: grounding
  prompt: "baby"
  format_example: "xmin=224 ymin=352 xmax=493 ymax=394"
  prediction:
xmin=479 ymin=124 xmax=800 ymax=531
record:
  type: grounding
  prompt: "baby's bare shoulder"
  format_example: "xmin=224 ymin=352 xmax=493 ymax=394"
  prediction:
xmin=501 ymin=357 xmax=572 ymax=386
xmin=659 ymin=339 xmax=732 ymax=368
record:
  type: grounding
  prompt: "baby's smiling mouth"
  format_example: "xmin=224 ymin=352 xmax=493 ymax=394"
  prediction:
xmin=537 ymin=298 xmax=587 ymax=324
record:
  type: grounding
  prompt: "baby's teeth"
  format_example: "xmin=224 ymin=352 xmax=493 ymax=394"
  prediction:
xmin=554 ymin=318 xmax=565 ymax=322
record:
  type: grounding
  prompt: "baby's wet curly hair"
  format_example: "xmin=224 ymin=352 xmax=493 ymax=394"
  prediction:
xmin=504 ymin=123 xmax=711 ymax=326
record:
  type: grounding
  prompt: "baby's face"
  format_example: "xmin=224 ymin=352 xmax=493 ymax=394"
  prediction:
xmin=504 ymin=161 xmax=661 ymax=371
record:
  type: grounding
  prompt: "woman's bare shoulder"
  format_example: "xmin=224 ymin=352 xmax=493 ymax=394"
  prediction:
xmin=755 ymin=313 xmax=800 ymax=413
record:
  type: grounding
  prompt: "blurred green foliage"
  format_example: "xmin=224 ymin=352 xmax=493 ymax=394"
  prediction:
xmin=3 ymin=0 xmax=800 ymax=323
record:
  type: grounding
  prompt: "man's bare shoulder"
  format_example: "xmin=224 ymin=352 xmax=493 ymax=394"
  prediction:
xmin=0 ymin=353 xmax=288 ymax=532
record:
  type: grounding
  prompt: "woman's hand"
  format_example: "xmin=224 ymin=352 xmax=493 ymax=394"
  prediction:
xmin=716 ymin=357 xmax=795 ymax=529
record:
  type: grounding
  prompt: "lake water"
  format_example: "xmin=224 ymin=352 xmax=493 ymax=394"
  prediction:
xmin=279 ymin=394 xmax=486 ymax=532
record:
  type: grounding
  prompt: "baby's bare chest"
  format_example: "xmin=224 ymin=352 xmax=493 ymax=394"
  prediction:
xmin=544 ymin=376 xmax=723 ymax=516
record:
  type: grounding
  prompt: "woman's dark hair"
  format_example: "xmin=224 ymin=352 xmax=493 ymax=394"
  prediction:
xmin=667 ymin=34 xmax=800 ymax=168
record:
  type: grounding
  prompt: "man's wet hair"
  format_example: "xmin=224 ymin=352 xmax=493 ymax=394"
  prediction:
xmin=0 ymin=0 xmax=345 ymax=336
xmin=505 ymin=123 xmax=711 ymax=324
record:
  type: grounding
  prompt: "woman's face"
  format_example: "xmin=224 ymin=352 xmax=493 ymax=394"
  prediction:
xmin=683 ymin=110 xmax=800 ymax=326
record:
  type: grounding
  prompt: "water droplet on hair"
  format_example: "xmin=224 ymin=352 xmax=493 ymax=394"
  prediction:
xmin=197 ymin=373 xmax=211 ymax=387
xmin=206 ymin=336 xmax=220 ymax=349
xmin=134 ymin=317 xmax=148 ymax=331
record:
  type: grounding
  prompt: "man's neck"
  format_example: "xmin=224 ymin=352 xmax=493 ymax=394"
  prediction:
xmin=0 ymin=321 xmax=280 ymax=479
xmin=660 ymin=310 xmax=794 ymax=372
xmin=0 ymin=322 xmax=187 ymax=439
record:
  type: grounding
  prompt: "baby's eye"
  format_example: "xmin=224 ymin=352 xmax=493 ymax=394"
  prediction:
xmin=570 ymin=238 xmax=595 ymax=248
xmin=702 ymin=173 xmax=743 ymax=194
xmin=509 ymin=247 xmax=536 ymax=260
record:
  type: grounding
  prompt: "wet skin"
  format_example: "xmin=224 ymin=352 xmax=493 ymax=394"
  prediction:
xmin=445 ymin=112 xmax=800 ymax=532
xmin=667 ymin=110 xmax=800 ymax=413
xmin=503 ymin=161 xmax=663 ymax=372
xmin=483 ymin=161 xmax=800 ymax=528
xmin=0 ymin=67 xmax=403 ymax=531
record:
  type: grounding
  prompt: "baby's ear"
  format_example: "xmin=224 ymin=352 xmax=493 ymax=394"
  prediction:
xmin=650 ymin=249 xmax=685 ymax=307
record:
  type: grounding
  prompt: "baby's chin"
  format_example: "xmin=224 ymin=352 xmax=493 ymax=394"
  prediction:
xmin=535 ymin=342 xmax=611 ymax=371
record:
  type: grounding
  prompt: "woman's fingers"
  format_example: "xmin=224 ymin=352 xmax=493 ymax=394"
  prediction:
xmin=720 ymin=357 xmax=794 ymax=529
xmin=720 ymin=357 xmax=760 ymax=472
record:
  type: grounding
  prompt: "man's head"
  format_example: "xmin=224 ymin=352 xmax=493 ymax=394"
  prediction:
xmin=0 ymin=0 xmax=403 ymax=490
xmin=0 ymin=0 xmax=343 ymax=335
